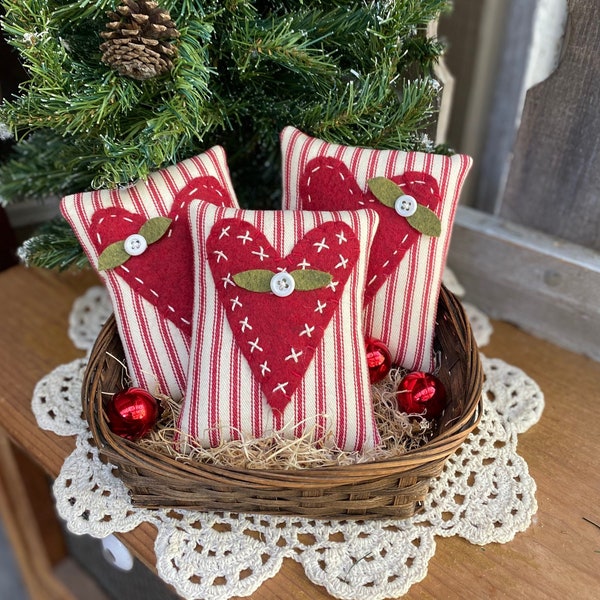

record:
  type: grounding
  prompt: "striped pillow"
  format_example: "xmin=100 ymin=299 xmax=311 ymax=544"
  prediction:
xmin=61 ymin=150 xmax=239 ymax=400
xmin=179 ymin=202 xmax=381 ymax=451
xmin=280 ymin=127 xmax=472 ymax=373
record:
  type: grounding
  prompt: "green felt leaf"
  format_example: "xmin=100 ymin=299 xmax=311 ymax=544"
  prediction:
xmin=97 ymin=241 xmax=130 ymax=271
xmin=406 ymin=204 xmax=442 ymax=237
xmin=367 ymin=177 xmax=404 ymax=208
xmin=232 ymin=269 xmax=332 ymax=293
xmin=138 ymin=217 xmax=172 ymax=244
xmin=233 ymin=270 xmax=274 ymax=292
xmin=368 ymin=176 xmax=441 ymax=237
xmin=290 ymin=269 xmax=332 ymax=291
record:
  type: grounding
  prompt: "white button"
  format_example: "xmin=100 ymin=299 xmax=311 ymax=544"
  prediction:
xmin=123 ymin=234 xmax=148 ymax=256
xmin=270 ymin=272 xmax=295 ymax=297
xmin=394 ymin=194 xmax=417 ymax=217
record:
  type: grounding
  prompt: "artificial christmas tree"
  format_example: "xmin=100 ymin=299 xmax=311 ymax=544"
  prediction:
xmin=0 ymin=0 xmax=449 ymax=269
xmin=1 ymin=0 xmax=484 ymax=518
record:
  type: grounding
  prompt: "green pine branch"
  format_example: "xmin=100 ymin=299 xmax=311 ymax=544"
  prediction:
xmin=0 ymin=0 xmax=451 ymax=268
xmin=17 ymin=217 xmax=88 ymax=270
xmin=0 ymin=130 xmax=99 ymax=201
xmin=303 ymin=75 xmax=440 ymax=150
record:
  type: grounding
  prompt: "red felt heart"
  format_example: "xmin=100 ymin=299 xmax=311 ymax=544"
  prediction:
xmin=299 ymin=157 xmax=441 ymax=304
xmin=207 ymin=218 xmax=360 ymax=413
xmin=91 ymin=176 xmax=233 ymax=339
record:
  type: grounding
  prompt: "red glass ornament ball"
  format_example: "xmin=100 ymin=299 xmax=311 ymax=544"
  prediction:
xmin=105 ymin=387 xmax=159 ymax=441
xmin=365 ymin=338 xmax=392 ymax=384
xmin=396 ymin=372 xmax=447 ymax=419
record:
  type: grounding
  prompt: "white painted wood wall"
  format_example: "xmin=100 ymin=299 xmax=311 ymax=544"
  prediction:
xmin=441 ymin=0 xmax=600 ymax=361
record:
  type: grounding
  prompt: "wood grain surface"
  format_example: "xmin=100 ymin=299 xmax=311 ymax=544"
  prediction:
xmin=502 ymin=0 xmax=600 ymax=251
xmin=449 ymin=206 xmax=600 ymax=362
xmin=0 ymin=265 xmax=599 ymax=599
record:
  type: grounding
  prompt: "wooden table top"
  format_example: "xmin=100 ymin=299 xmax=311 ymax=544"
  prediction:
xmin=0 ymin=264 xmax=598 ymax=599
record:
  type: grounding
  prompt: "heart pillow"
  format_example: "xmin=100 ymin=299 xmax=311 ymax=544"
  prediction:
xmin=280 ymin=127 xmax=472 ymax=372
xmin=179 ymin=202 xmax=382 ymax=452
xmin=61 ymin=150 xmax=239 ymax=399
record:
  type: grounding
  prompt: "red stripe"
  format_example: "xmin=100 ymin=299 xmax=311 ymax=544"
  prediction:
xmin=361 ymin=210 xmax=381 ymax=447
xmin=69 ymin=194 xmax=95 ymax=260
xmin=333 ymin=140 xmax=345 ymax=161
xmin=188 ymin=202 xmax=210 ymax=440
xmin=332 ymin=290 xmax=347 ymax=450
xmin=108 ymin=273 xmax=146 ymax=389
xmin=183 ymin=218 xmax=199 ymax=442
xmin=365 ymin=145 xmax=379 ymax=180
xmin=285 ymin=128 xmax=313 ymax=207
xmin=311 ymin=212 xmax=327 ymax=444
xmin=282 ymin=127 xmax=301 ymax=207
xmin=252 ymin=362 xmax=263 ymax=439
xmin=293 ymin=210 xmax=306 ymax=437
xmin=394 ymin=151 xmax=417 ymax=366
xmin=148 ymin=167 xmax=172 ymax=215
xmin=129 ymin=292 xmax=165 ymax=391
xmin=157 ymin=314 xmax=187 ymax=395
xmin=206 ymin=147 xmax=238 ymax=206
xmin=124 ymin=184 xmax=145 ymax=217
xmin=175 ymin=155 xmax=193 ymax=182
xmin=411 ymin=152 xmax=438 ymax=368
xmin=348 ymin=144 xmax=363 ymax=176
xmin=210 ymin=213 xmax=226 ymax=446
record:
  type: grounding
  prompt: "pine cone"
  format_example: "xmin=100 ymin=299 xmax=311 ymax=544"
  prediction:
xmin=100 ymin=0 xmax=180 ymax=81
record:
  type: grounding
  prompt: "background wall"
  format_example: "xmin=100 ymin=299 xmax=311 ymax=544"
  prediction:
xmin=441 ymin=0 xmax=599 ymax=361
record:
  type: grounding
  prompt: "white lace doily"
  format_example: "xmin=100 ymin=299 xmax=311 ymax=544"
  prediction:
xmin=33 ymin=286 xmax=543 ymax=600
xmin=68 ymin=285 xmax=113 ymax=353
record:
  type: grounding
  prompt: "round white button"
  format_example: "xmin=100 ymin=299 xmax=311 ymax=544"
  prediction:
xmin=123 ymin=234 xmax=148 ymax=256
xmin=394 ymin=194 xmax=417 ymax=217
xmin=270 ymin=272 xmax=295 ymax=297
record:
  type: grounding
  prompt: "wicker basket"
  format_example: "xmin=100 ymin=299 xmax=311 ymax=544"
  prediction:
xmin=82 ymin=285 xmax=483 ymax=520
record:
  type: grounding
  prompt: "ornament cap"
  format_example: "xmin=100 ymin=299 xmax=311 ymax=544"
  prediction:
xmin=365 ymin=337 xmax=392 ymax=384
xmin=396 ymin=371 xmax=447 ymax=418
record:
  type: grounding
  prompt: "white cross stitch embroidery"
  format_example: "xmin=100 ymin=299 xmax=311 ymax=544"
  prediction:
xmin=251 ymin=246 xmax=270 ymax=261
xmin=285 ymin=348 xmax=303 ymax=363
xmin=313 ymin=237 xmax=330 ymax=253
xmin=248 ymin=337 xmax=263 ymax=353
xmin=239 ymin=316 xmax=252 ymax=332
xmin=230 ymin=296 xmax=243 ymax=311
xmin=222 ymin=273 xmax=235 ymax=288
xmin=237 ymin=231 xmax=253 ymax=244
xmin=299 ymin=324 xmax=315 ymax=338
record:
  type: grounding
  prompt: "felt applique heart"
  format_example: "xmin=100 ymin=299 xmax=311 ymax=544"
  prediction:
xmin=90 ymin=176 xmax=232 ymax=339
xmin=299 ymin=156 xmax=442 ymax=304
xmin=207 ymin=218 xmax=360 ymax=413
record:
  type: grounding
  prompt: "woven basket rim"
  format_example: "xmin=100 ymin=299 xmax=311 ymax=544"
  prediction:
xmin=82 ymin=285 xmax=483 ymax=517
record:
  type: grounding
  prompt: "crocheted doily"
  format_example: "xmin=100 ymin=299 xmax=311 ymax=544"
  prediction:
xmin=33 ymin=285 xmax=542 ymax=600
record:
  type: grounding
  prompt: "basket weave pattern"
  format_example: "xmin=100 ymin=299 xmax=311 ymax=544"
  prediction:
xmin=83 ymin=286 xmax=483 ymax=520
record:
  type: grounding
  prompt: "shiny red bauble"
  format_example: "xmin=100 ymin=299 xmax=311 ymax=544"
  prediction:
xmin=105 ymin=387 xmax=159 ymax=441
xmin=396 ymin=371 xmax=447 ymax=419
xmin=365 ymin=338 xmax=392 ymax=384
